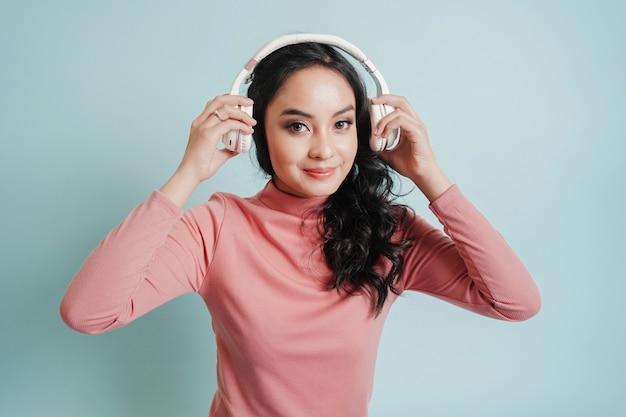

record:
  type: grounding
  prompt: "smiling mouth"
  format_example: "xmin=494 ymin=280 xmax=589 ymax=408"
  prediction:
xmin=304 ymin=167 xmax=336 ymax=178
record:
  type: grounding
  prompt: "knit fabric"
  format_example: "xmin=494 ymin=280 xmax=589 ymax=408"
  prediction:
xmin=61 ymin=181 xmax=540 ymax=416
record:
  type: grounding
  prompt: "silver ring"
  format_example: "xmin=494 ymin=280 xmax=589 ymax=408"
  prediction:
xmin=214 ymin=109 xmax=225 ymax=121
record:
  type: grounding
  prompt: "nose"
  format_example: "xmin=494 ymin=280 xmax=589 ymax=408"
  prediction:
xmin=308 ymin=129 xmax=335 ymax=160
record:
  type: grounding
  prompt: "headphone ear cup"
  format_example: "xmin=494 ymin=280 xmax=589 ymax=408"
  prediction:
xmin=368 ymin=103 xmax=400 ymax=152
xmin=221 ymin=104 xmax=253 ymax=153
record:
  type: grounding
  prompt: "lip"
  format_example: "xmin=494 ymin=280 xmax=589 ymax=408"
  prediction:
xmin=304 ymin=167 xmax=336 ymax=179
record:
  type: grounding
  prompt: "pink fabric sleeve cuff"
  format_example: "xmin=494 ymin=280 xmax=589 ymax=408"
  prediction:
xmin=148 ymin=189 xmax=185 ymax=219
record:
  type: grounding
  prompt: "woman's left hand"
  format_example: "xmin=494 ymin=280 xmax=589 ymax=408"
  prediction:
xmin=371 ymin=94 xmax=453 ymax=202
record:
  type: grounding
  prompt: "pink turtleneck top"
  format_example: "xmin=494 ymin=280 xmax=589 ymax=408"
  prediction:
xmin=60 ymin=182 xmax=540 ymax=417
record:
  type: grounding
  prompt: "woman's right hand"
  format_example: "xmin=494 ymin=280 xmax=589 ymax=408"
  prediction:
xmin=160 ymin=95 xmax=256 ymax=208
xmin=180 ymin=94 xmax=256 ymax=182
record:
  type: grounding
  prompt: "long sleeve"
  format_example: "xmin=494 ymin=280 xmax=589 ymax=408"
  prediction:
xmin=60 ymin=190 xmax=223 ymax=334
xmin=399 ymin=185 xmax=541 ymax=321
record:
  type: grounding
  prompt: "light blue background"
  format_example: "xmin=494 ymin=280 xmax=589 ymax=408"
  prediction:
xmin=1 ymin=0 xmax=624 ymax=416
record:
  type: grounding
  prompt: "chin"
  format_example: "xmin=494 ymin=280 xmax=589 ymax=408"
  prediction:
xmin=276 ymin=173 xmax=348 ymax=198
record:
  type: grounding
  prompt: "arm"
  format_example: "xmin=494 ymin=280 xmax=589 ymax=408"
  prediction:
xmin=60 ymin=95 xmax=255 ymax=333
xmin=400 ymin=186 xmax=541 ymax=321
xmin=160 ymin=95 xmax=255 ymax=208
xmin=59 ymin=191 xmax=225 ymax=334
xmin=372 ymin=95 xmax=540 ymax=320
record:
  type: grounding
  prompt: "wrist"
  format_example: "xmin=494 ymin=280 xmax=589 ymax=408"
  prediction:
xmin=410 ymin=167 xmax=453 ymax=203
xmin=159 ymin=170 xmax=202 ymax=209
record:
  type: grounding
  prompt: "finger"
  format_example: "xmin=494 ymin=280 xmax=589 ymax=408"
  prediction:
xmin=371 ymin=95 xmax=419 ymax=118
xmin=373 ymin=108 xmax=405 ymax=137
xmin=209 ymin=105 xmax=257 ymax=126
xmin=205 ymin=119 xmax=255 ymax=140
xmin=376 ymin=111 xmax=425 ymax=143
xmin=188 ymin=96 xmax=254 ymax=144
xmin=219 ymin=94 xmax=254 ymax=108
xmin=193 ymin=110 xmax=256 ymax=143
xmin=194 ymin=95 xmax=254 ymax=126
xmin=214 ymin=147 xmax=239 ymax=165
xmin=212 ymin=107 xmax=226 ymax=122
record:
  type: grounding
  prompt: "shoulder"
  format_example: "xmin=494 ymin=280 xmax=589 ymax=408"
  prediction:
xmin=184 ymin=189 xmax=267 ymax=223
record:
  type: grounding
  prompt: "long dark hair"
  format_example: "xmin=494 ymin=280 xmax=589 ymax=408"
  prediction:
xmin=247 ymin=41 xmax=413 ymax=316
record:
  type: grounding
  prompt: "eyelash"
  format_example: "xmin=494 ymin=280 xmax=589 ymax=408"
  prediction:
xmin=285 ymin=120 xmax=353 ymax=132
xmin=287 ymin=121 xmax=307 ymax=132
xmin=335 ymin=120 xmax=353 ymax=130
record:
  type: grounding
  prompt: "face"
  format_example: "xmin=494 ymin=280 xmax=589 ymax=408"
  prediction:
xmin=264 ymin=66 xmax=359 ymax=198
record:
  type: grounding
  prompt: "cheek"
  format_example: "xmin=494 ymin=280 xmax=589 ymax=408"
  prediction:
xmin=266 ymin=136 xmax=297 ymax=170
xmin=268 ymin=147 xmax=290 ymax=169
xmin=340 ymin=134 xmax=359 ymax=161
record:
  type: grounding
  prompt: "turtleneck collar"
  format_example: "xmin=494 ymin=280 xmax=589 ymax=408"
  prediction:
xmin=255 ymin=180 xmax=329 ymax=217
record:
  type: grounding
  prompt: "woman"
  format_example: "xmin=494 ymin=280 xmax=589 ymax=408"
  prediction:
xmin=60 ymin=38 xmax=541 ymax=416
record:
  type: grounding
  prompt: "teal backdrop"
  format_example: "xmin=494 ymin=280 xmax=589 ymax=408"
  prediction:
xmin=1 ymin=0 xmax=624 ymax=416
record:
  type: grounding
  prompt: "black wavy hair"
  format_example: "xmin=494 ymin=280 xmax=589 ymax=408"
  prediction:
xmin=247 ymin=41 xmax=413 ymax=316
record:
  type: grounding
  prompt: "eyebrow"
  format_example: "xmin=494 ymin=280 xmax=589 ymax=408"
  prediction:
xmin=279 ymin=105 xmax=355 ymax=118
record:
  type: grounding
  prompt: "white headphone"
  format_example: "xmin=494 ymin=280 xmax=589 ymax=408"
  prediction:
xmin=223 ymin=33 xmax=400 ymax=153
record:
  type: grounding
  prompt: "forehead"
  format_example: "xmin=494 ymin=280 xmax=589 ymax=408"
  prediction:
xmin=271 ymin=66 xmax=356 ymax=108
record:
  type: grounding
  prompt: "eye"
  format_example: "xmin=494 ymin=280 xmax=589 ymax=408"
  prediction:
xmin=335 ymin=120 xmax=354 ymax=130
xmin=287 ymin=121 xmax=307 ymax=132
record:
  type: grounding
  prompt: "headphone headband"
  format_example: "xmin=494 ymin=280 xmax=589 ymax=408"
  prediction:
xmin=229 ymin=33 xmax=390 ymax=96
xmin=222 ymin=33 xmax=400 ymax=153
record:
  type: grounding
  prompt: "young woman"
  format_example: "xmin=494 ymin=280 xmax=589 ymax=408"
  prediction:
xmin=60 ymin=36 xmax=541 ymax=417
